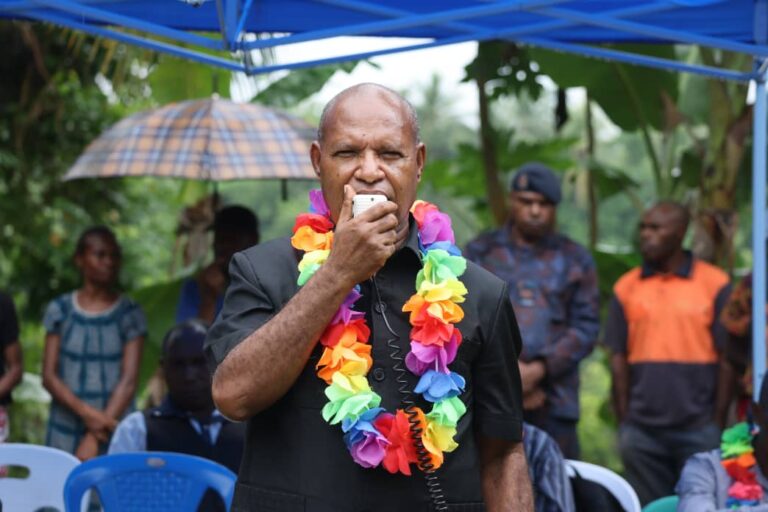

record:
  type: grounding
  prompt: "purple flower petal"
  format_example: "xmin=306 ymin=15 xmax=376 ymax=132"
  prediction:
xmin=309 ymin=189 xmax=330 ymax=218
xmin=405 ymin=336 xmax=460 ymax=375
xmin=420 ymin=210 xmax=455 ymax=246
xmin=349 ymin=431 xmax=387 ymax=468
xmin=331 ymin=289 xmax=364 ymax=325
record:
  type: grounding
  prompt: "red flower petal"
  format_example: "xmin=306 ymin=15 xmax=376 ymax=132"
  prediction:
xmin=293 ymin=213 xmax=334 ymax=234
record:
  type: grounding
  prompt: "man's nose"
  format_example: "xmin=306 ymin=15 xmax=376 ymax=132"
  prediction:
xmin=529 ymin=203 xmax=541 ymax=216
xmin=356 ymin=150 xmax=383 ymax=183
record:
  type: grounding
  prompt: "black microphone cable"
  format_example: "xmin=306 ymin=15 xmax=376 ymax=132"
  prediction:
xmin=370 ymin=276 xmax=448 ymax=512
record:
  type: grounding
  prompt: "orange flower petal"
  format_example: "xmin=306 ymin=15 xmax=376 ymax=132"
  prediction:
xmin=291 ymin=225 xmax=333 ymax=252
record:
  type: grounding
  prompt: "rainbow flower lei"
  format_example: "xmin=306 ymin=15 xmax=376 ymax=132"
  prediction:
xmin=720 ymin=422 xmax=763 ymax=508
xmin=290 ymin=190 xmax=468 ymax=475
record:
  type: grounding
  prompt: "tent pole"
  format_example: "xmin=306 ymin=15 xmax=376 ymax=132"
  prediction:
xmin=752 ymin=66 xmax=767 ymax=401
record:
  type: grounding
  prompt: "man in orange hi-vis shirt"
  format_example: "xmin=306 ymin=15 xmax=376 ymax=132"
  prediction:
xmin=604 ymin=201 xmax=731 ymax=506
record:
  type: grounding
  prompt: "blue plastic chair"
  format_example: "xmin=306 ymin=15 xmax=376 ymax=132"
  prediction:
xmin=642 ymin=495 xmax=679 ymax=512
xmin=63 ymin=451 xmax=237 ymax=512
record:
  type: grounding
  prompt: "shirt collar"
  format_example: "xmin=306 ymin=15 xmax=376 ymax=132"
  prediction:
xmin=640 ymin=250 xmax=694 ymax=279
xmin=402 ymin=214 xmax=422 ymax=258
xmin=153 ymin=396 xmax=224 ymax=424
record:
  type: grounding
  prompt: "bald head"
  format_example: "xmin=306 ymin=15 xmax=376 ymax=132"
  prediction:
xmin=651 ymin=200 xmax=690 ymax=232
xmin=317 ymin=83 xmax=420 ymax=145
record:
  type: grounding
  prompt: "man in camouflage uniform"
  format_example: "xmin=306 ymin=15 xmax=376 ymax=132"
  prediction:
xmin=465 ymin=162 xmax=599 ymax=458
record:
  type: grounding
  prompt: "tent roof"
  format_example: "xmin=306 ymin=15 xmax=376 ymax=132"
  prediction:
xmin=1 ymin=0 xmax=766 ymax=79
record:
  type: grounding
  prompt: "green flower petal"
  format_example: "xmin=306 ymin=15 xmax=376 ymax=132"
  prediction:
xmin=427 ymin=396 xmax=467 ymax=426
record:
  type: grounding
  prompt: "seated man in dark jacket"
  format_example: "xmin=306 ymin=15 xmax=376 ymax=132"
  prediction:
xmin=109 ymin=320 xmax=245 ymax=508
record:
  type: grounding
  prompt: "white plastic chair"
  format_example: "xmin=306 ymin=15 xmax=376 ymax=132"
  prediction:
xmin=566 ymin=459 xmax=642 ymax=512
xmin=0 ymin=443 xmax=80 ymax=511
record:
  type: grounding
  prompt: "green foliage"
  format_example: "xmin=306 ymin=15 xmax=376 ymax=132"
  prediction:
xmin=253 ymin=62 xmax=360 ymax=108
xmin=530 ymin=44 xmax=678 ymax=132
xmin=9 ymin=373 xmax=49 ymax=444
xmin=413 ymin=74 xmax=476 ymax=162
xmin=149 ymin=55 xmax=232 ymax=103
xmin=578 ymin=349 xmax=622 ymax=472
xmin=463 ymin=41 xmax=543 ymax=101
xmin=421 ymin=134 xmax=577 ymax=230
xmin=130 ymin=278 xmax=185 ymax=389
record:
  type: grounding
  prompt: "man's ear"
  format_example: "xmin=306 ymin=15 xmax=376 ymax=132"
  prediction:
xmin=415 ymin=142 xmax=426 ymax=182
xmin=310 ymin=141 xmax=322 ymax=178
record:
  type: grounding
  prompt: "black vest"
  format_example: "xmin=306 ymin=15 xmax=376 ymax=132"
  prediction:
xmin=144 ymin=408 xmax=246 ymax=474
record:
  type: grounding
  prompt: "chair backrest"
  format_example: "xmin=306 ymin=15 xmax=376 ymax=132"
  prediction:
xmin=566 ymin=459 xmax=642 ymax=512
xmin=0 ymin=443 xmax=81 ymax=511
xmin=642 ymin=495 xmax=679 ymax=512
xmin=63 ymin=451 xmax=237 ymax=512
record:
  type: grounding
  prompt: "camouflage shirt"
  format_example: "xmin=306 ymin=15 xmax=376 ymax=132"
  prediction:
xmin=465 ymin=223 xmax=599 ymax=420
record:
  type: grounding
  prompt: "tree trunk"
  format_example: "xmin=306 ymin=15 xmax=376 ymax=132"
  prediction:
xmin=476 ymin=77 xmax=508 ymax=226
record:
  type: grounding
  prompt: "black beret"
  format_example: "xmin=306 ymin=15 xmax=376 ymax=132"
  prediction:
xmin=510 ymin=162 xmax=562 ymax=204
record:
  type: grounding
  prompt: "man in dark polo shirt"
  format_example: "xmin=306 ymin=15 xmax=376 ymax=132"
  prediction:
xmin=466 ymin=164 xmax=599 ymax=459
xmin=206 ymin=84 xmax=532 ymax=511
xmin=605 ymin=201 xmax=731 ymax=505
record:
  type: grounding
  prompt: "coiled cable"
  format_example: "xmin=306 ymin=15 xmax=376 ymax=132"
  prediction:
xmin=371 ymin=277 xmax=448 ymax=511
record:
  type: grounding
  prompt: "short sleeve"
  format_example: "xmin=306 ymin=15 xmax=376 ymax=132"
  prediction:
xmin=120 ymin=301 xmax=147 ymax=343
xmin=43 ymin=298 xmax=66 ymax=335
xmin=108 ymin=411 xmax=147 ymax=453
xmin=472 ymin=284 xmax=524 ymax=442
xmin=0 ymin=293 xmax=19 ymax=348
xmin=711 ymin=283 xmax=732 ymax=352
xmin=205 ymin=251 xmax=277 ymax=371
xmin=603 ymin=296 xmax=628 ymax=353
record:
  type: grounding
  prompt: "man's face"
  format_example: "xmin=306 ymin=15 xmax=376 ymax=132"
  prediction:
xmin=213 ymin=230 xmax=257 ymax=270
xmin=639 ymin=206 xmax=685 ymax=264
xmin=310 ymin=90 xmax=425 ymax=231
xmin=162 ymin=338 xmax=213 ymax=413
xmin=510 ymin=191 xmax=556 ymax=241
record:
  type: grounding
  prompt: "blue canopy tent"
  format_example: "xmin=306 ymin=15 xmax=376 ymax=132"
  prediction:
xmin=2 ymin=0 xmax=767 ymax=395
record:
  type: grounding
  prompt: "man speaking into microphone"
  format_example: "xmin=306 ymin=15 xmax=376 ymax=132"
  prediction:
xmin=205 ymin=83 xmax=532 ymax=512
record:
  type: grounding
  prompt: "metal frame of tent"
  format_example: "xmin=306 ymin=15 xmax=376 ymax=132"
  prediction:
xmin=2 ymin=0 xmax=767 ymax=397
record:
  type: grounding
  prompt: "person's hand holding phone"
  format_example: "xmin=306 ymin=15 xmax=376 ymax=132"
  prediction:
xmin=325 ymin=186 xmax=400 ymax=288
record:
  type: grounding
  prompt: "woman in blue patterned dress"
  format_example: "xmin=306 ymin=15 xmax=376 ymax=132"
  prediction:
xmin=42 ymin=226 xmax=146 ymax=460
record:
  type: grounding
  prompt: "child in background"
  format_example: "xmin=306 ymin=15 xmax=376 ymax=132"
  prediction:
xmin=42 ymin=226 xmax=146 ymax=460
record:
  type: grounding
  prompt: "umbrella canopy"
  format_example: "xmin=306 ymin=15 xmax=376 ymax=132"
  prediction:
xmin=64 ymin=98 xmax=318 ymax=181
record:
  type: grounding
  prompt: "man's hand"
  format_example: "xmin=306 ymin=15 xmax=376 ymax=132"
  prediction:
xmin=324 ymin=185 xmax=405 ymax=288
xmin=519 ymin=359 xmax=546 ymax=394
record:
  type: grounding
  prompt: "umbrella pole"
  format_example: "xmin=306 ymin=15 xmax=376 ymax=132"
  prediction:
xmin=752 ymin=64 xmax=767 ymax=402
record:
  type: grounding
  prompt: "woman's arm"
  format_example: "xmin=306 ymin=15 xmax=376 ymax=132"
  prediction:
xmin=42 ymin=332 xmax=117 ymax=441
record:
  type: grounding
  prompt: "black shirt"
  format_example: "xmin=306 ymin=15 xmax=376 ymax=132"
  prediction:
xmin=0 ymin=292 xmax=19 ymax=404
xmin=206 ymin=221 xmax=524 ymax=512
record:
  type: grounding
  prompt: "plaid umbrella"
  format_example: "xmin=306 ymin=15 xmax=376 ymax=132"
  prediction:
xmin=64 ymin=98 xmax=317 ymax=181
